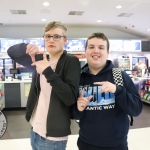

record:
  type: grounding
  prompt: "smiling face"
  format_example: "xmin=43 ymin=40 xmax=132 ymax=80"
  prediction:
xmin=85 ymin=37 xmax=109 ymax=74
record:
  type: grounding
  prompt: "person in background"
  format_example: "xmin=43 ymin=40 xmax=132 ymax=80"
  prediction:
xmin=7 ymin=21 xmax=81 ymax=150
xmin=71 ymin=32 xmax=142 ymax=150
xmin=133 ymin=62 xmax=147 ymax=71
xmin=133 ymin=62 xmax=147 ymax=77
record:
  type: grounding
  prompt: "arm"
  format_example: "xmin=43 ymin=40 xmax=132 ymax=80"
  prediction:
xmin=7 ymin=43 xmax=42 ymax=71
xmin=43 ymin=56 xmax=81 ymax=106
xmin=115 ymin=71 xmax=142 ymax=117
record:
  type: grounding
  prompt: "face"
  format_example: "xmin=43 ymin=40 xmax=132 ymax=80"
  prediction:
xmin=44 ymin=28 xmax=67 ymax=55
xmin=85 ymin=38 xmax=109 ymax=71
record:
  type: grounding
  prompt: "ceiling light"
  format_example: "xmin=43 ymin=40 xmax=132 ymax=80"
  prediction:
xmin=117 ymin=13 xmax=133 ymax=17
xmin=10 ymin=10 xmax=26 ymax=14
xmin=41 ymin=19 xmax=46 ymax=21
xmin=68 ymin=11 xmax=84 ymax=15
xmin=97 ymin=20 xmax=102 ymax=22
xmin=148 ymin=29 xmax=150 ymax=31
xmin=43 ymin=2 xmax=49 ymax=6
xmin=116 ymin=5 xmax=122 ymax=9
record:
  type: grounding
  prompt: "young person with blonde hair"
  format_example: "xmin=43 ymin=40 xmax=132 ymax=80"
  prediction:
xmin=8 ymin=21 xmax=81 ymax=150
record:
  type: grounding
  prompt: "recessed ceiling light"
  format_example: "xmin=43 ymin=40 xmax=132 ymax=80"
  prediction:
xmin=43 ymin=2 xmax=49 ymax=6
xmin=41 ymin=19 xmax=46 ymax=21
xmin=116 ymin=5 xmax=122 ymax=9
xmin=148 ymin=29 xmax=150 ymax=31
xmin=97 ymin=20 xmax=102 ymax=22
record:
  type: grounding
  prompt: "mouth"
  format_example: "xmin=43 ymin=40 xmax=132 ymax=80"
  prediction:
xmin=92 ymin=55 xmax=100 ymax=58
xmin=48 ymin=45 xmax=55 ymax=48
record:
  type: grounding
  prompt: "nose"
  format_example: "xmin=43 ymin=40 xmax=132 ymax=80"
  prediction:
xmin=93 ymin=48 xmax=99 ymax=53
xmin=48 ymin=37 xmax=54 ymax=42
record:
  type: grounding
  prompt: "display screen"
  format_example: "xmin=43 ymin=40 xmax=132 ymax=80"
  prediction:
xmin=0 ymin=40 xmax=1 ymax=51
xmin=123 ymin=40 xmax=141 ymax=51
xmin=23 ymin=39 xmax=45 ymax=51
xmin=109 ymin=40 xmax=123 ymax=51
xmin=10 ymin=68 xmax=18 ymax=74
xmin=138 ymin=57 xmax=146 ymax=63
xmin=0 ymin=39 xmax=23 ymax=52
xmin=64 ymin=39 xmax=86 ymax=52
xmin=4 ymin=59 xmax=13 ymax=76
xmin=132 ymin=57 xmax=147 ymax=70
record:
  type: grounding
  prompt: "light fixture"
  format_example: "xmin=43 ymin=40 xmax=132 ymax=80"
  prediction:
xmin=148 ymin=29 xmax=150 ymax=31
xmin=41 ymin=19 xmax=46 ymax=21
xmin=116 ymin=5 xmax=122 ymax=9
xmin=97 ymin=20 xmax=102 ymax=22
xmin=43 ymin=2 xmax=49 ymax=6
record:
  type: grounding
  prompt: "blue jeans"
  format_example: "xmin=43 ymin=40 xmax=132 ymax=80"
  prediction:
xmin=30 ymin=130 xmax=67 ymax=150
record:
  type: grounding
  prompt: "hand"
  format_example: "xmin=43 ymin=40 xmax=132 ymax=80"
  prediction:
xmin=94 ymin=81 xmax=116 ymax=93
xmin=77 ymin=88 xmax=93 ymax=111
xmin=31 ymin=52 xmax=49 ymax=74
xmin=26 ymin=44 xmax=44 ymax=62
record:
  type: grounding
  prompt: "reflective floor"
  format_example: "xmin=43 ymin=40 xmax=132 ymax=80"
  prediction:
xmin=0 ymin=103 xmax=150 ymax=150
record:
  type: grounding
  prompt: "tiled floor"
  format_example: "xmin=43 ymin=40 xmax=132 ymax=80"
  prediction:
xmin=0 ymin=103 xmax=150 ymax=150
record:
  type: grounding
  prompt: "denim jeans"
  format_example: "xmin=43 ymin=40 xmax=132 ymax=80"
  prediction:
xmin=30 ymin=130 xmax=67 ymax=150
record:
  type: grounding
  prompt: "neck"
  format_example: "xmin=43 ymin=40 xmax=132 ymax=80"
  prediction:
xmin=49 ymin=51 xmax=63 ymax=61
xmin=89 ymin=64 xmax=106 ymax=75
xmin=89 ymin=68 xmax=102 ymax=75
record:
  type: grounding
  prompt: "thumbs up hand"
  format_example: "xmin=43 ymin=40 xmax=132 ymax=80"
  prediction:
xmin=77 ymin=88 xmax=93 ymax=111
xmin=31 ymin=52 xmax=50 ymax=74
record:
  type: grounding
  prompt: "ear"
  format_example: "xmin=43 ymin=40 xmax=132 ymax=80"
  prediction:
xmin=64 ymin=38 xmax=68 ymax=44
xmin=64 ymin=37 xmax=67 ymax=42
xmin=107 ymin=51 xmax=110 ymax=57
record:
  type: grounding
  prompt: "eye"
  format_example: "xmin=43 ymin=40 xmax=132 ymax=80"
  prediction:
xmin=54 ymin=35 xmax=60 ymax=39
xmin=44 ymin=35 xmax=51 ymax=39
xmin=88 ymin=46 xmax=94 ymax=49
xmin=47 ymin=35 xmax=51 ymax=38
xmin=99 ymin=46 xmax=104 ymax=50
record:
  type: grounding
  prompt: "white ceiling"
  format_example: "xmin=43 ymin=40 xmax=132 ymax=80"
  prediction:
xmin=1 ymin=0 xmax=150 ymax=39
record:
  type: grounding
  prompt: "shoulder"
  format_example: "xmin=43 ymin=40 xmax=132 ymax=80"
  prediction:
xmin=121 ymin=71 xmax=130 ymax=78
xmin=57 ymin=52 xmax=80 ymax=69
xmin=64 ymin=53 xmax=80 ymax=62
xmin=121 ymin=71 xmax=134 ymax=86
xmin=112 ymin=68 xmax=130 ymax=79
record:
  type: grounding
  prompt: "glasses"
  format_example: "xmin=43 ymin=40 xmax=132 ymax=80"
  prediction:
xmin=43 ymin=34 xmax=66 ymax=41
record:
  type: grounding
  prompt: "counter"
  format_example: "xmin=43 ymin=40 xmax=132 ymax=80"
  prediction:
xmin=0 ymin=80 xmax=31 ymax=83
xmin=0 ymin=76 xmax=150 ymax=110
xmin=0 ymin=79 xmax=31 ymax=110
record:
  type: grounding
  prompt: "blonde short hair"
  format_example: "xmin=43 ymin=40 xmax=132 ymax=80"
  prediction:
xmin=44 ymin=21 xmax=67 ymax=37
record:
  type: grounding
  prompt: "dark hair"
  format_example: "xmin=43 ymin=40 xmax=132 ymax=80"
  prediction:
xmin=85 ymin=32 xmax=109 ymax=51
